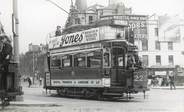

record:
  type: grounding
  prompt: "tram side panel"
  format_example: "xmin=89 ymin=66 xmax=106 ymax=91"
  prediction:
xmin=50 ymin=68 xmax=104 ymax=88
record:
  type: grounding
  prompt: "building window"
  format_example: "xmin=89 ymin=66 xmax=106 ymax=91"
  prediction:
xmin=142 ymin=55 xmax=148 ymax=66
xmin=168 ymin=42 xmax=173 ymax=50
xmin=154 ymin=28 xmax=159 ymax=36
xmin=168 ymin=55 xmax=174 ymax=65
xmin=75 ymin=18 xmax=80 ymax=24
xmin=142 ymin=39 xmax=148 ymax=51
xmin=155 ymin=41 xmax=160 ymax=50
xmin=156 ymin=55 xmax=161 ymax=65
xmin=89 ymin=16 xmax=93 ymax=24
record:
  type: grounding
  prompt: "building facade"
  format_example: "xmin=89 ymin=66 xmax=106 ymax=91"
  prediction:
xmin=54 ymin=1 xmax=184 ymax=84
xmin=28 ymin=43 xmax=47 ymax=54
xmin=137 ymin=15 xmax=184 ymax=69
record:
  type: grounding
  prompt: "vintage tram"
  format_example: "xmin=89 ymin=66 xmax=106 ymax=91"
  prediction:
xmin=44 ymin=23 xmax=148 ymax=99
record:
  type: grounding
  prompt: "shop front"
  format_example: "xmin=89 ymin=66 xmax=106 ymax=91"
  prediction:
xmin=147 ymin=66 xmax=176 ymax=87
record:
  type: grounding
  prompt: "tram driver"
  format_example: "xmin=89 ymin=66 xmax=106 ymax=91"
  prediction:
xmin=127 ymin=55 xmax=135 ymax=69
xmin=134 ymin=54 xmax=142 ymax=68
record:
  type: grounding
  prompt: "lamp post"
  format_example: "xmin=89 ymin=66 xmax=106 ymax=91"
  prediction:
xmin=12 ymin=0 xmax=22 ymax=94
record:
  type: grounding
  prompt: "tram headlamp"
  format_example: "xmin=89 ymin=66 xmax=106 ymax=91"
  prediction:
xmin=102 ymin=78 xmax=110 ymax=87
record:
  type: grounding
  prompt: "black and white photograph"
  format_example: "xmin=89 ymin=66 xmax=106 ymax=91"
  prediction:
xmin=0 ymin=0 xmax=184 ymax=112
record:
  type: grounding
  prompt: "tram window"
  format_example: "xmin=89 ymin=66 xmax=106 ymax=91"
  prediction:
xmin=118 ymin=57 xmax=124 ymax=66
xmin=112 ymin=48 xmax=125 ymax=67
xmin=103 ymin=47 xmax=110 ymax=67
xmin=74 ymin=54 xmax=86 ymax=67
xmin=51 ymin=56 xmax=61 ymax=67
xmin=104 ymin=53 xmax=110 ymax=67
xmin=62 ymin=55 xmax=72 ymax=67
xmin=87 ymin=51 xmax=102 ymax=68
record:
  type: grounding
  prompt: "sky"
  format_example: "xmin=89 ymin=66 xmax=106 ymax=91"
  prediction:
xmin=0 ymin=0 xmax=184 ymax=53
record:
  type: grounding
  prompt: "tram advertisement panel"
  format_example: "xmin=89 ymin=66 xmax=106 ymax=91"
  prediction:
xmin=100 ymin=15 xmax=148 ymax=40
xmin=49 ymin=28 xmax=100 ymax=49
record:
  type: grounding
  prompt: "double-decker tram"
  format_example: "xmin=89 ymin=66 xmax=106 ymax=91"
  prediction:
xmin=45 ymin=25 xmax=148 ymax=99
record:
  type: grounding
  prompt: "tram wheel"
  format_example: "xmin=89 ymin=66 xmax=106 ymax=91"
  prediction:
xmin=97 ymin=94 xmax=104 ymax=100
xmin=83 ymin=90 xmax=90 ymax=99
xmin=96 ymin=92 xmax=104 ymax=101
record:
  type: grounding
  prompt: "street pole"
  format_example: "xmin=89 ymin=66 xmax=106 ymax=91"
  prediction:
xmin=13 ymin=0 xmax=22 ymax=95
xmin=33 ymin=51 xmax=35 ymax=84
xmin=13 ymin=0 xmax=19 ymax=63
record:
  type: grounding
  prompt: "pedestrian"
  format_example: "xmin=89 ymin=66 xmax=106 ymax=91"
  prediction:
xmin=39 ymin=77 xmax=42 ymax=86
xmin=27 ymin=77 xmax=32 ymax=88
xmin=168 ymin=71 xmax=176 ymax=90
xmin=55 ymin=25 xmax=62 ymax=37
xmin=0 ymin=35 xmax=12 ymax=90
xmin=0 ymin=35 xmax=5 ymax=68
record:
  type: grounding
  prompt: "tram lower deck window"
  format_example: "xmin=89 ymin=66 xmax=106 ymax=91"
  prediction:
xmin=62 ymin=55 xmax=72 ymax=67
xmin=87 ymin=57 xmax=101 ymax=68
xmin=51 ymin=56 xmax=61 ymax=67
xmin=74 ymin=57 xmax=86 ymax=67
xmin=87 ymin=51 xmax=102 ymax=68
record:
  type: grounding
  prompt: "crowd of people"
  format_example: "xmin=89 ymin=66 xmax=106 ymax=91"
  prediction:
xmin=148 ymin=71 xmax=176 ymax=90
xmin=22 ymin=75 xmax=43 ymax=88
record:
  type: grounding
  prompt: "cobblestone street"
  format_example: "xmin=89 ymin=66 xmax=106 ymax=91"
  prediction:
xmin=1 ymin=87 xmax=184 ymax=112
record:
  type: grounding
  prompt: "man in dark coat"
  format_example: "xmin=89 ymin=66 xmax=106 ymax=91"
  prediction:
xmin=0 ymin=35 xmax=12 ymax=90
xmin=0 ymin=36 xmax=4 ymax=90
xmin=0 ymin=36 xmax=4 ymax=64
xmin=169 ymin=71 xmax=176 ymax=90
xmin=27 ymin=77 xmax=32 ymax=88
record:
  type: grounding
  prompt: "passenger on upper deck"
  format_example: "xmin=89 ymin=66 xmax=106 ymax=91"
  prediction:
xmin=55 ymin=25 xmax=62 ymax=37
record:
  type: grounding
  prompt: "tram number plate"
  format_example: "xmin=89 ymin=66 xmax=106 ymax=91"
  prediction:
xmin=134 ymin=70 xmax=147 ymax=81
xmin=134 ymin=75 xmax=144 ymax=81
